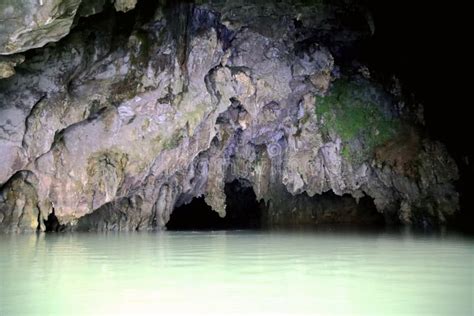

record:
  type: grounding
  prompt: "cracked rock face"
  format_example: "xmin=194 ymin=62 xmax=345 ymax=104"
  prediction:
xmin=0 ymin=0 xmax=83 ymax=55
xmin=0 ymin=0 xmax=459 ymax=232
xmin=0 ymin=0 xmax=138 ymax=56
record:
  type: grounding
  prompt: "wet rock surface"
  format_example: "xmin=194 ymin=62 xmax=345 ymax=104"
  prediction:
xmin=0 ymin=0 xmax=460 ymax=232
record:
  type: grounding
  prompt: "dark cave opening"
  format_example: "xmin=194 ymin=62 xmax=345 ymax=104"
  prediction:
xmin=166 ymin=197 xmax=226 ymax=230
xmin=223 ymin=179 xmax=264 ymax=229
xmin=43 ymin=209 xmax=64 ymax=233
xmin=166 ymin=180 xmax=386 ymax=230
xmin=262 ymin=190 xmax=386 ymax=228
xmin=314 ymin=192 xmax=386 ymax=226
xmin=166 ymin=180 xmax=263 ymax=230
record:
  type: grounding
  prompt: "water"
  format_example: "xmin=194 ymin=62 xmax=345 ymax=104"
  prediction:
xmin=0 ymin=230 xmax=472 ymax=315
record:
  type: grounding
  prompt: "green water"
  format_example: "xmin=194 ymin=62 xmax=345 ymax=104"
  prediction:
xmin=0 ymin=230 xmax=472 ymax=315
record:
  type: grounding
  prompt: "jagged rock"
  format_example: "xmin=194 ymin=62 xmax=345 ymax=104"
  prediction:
xmin=113 ymin=0 xmax=137 ymax=12
xmin=0 ymin=0 xmax=139 ymax=55
xmin=0 ymin=171 xmax=40 ymax=233
xmin=0 ymin=0 xmax=83 ymax=55
xmin=0 ymin=55 xmax=25 ymax=79
xmin=0 ymin=1 xmax=460 ymax=232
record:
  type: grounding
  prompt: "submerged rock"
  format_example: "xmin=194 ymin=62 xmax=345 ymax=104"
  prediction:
xmin=0 ymin=0 xmax=459 ymax=232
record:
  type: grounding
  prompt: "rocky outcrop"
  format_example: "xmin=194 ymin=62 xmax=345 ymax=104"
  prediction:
xmin=0 ymin=0 xmax=138 ymax=56
xmin=0 ymin=55 xmax=25 ymax=79
xmin=0 ymin=0 xmax=82 ymax=55
xmin=0 ymin=0 xmax=459 ymax=232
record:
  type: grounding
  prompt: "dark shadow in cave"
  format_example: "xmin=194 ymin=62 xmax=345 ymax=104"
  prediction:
xmin=313 ymin=192 xmax=386 ymax=226
xmin=166 ymin=179 xmax=263 ymax=230
xmin=43 ymin=208 xmax=65 ymax=232
xmin=262 ymin=189 xmax=387 ymax=228
xmin=224 ymin=179 xmax=263 ymax=229
xmin=166 ymin=197 xmax=227 ymax=230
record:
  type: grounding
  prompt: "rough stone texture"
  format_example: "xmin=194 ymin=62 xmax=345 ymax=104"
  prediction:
xmin=113 ymin=0 xmax=137 ymax=12
xmin=0 ymin=0 xmax=138 ymax=55
xmin=0 ymin=55 xmax=25 ymax=79
xmin=0 ymin=0 xmax=83 ymax=55
xmin=0 ymin=1 xmax=459 ymax=232
xmin=0 ymin=171 xmax=40 ymax=233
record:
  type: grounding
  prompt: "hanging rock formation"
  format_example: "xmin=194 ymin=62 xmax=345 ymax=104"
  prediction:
xmin=0 ymin=0 xmax=459 ymax=232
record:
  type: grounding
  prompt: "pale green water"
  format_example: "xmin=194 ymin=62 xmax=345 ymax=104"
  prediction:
xmin=0 ymin=230 xmax=472 ymax=316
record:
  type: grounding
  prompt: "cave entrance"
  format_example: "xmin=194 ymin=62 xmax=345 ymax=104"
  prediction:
xmin=311 ymin=192 xmax=386 ymax=226
xmin=261 ymin=189 xmax=386 ymax=228
xmin=166 ymin=180 xmax=263 ymax=230
xmin=166 ymin=197 xmax=225 ymax=230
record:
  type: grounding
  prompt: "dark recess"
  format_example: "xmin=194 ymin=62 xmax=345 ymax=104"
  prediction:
xmin=167 ymin=180 xmax=263 ymax=230
xmin=361 ymin=0 xmax=472 ymax=232
xmin=43 ymin=208 xmax=64 ymax=232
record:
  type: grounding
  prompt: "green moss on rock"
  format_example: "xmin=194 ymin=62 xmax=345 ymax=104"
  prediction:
xmin=161 ymin=129 xmax=185 ymax=150
xmin=315 ymin=79 xmax=400 ymax=164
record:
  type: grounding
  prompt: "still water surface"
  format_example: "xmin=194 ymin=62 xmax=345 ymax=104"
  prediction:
xmin=1 ymin=230 xmax=472 ymax=315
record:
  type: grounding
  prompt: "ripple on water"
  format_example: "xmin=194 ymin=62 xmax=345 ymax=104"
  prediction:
xmin=0 ymin=230 xmax=472 ymax=316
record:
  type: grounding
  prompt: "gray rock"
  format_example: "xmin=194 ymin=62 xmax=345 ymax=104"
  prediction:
xmin=0 ymin=0 xmax=139 ymax=55
xmin=0 ymin=1 xmax=460 ymax=232
xmin=0 ymin=0 xmax=83 ymax=55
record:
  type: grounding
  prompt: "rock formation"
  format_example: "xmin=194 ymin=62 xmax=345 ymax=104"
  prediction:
xmin=0 ymin=0 xmax=459 ymax=232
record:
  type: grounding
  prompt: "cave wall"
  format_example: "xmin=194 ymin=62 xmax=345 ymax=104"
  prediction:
xmin=0 ymin=0 xmax=460 ymax=232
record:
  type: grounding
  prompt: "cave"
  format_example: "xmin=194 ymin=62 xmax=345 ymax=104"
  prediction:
xmin=43 ymin=211 xmax=63 ymax=233
xmin=260 ymin=188 xmax=387 ymax=228
xmin=1 ymin=1 xmax=472 ymax=314
xmin=0 ymin=0 xmax=468 ymax=234
xmin=167 ymin=180 xmax=263 ymax=230
xmin=166 ymin=197 xmax=226 ymax=230
xmin=310 ymin=192 xmax=386 ymax=226
xmin=167 ymin=178 xmax=385 ymax=230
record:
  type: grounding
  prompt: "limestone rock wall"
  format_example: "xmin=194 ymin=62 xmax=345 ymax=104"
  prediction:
xmin=0 ymin=0 xmax=139 ymax=56
xmin=0 ymin=0 xmax=459 ymax=232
